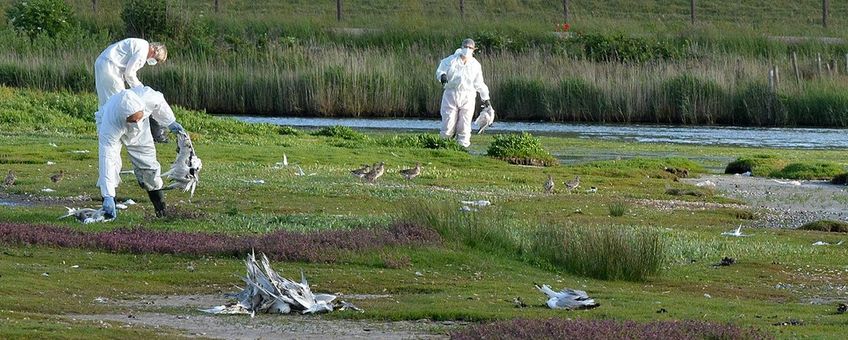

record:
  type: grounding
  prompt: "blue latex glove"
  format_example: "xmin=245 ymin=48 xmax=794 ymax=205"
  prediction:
xmin=103 ymin=196 xmax=116 ymax=219
xmin=168 ymin=122 xmax=185 ymax=134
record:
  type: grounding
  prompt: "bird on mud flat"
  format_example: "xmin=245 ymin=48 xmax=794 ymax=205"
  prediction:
xmin=50 ymin=170 xmax=65 ymax=183
xmin=4 ymin=170 xmax=15 ymax=186
xmin=564 ymin=176 xmax=580 ymax=192
xmin=400 ymin=163 xmax=421 ymax=180
xmin=363 ymin=162 xmax=385 ymax=183
xmin=350 ymin=164 xmax=371 ymax=179
xmin=534 ymin=283 xmax=599 ymax=310
xmin=544 ymin=174 xmax=555 ymax=194
xmin=721 ymin=226 xmax=749 ymax=237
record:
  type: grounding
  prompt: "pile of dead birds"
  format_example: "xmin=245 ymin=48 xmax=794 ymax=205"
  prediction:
xmin=201 ymin=251 xmax=361 ymax=316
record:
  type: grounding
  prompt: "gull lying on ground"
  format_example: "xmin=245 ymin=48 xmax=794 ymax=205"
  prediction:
xmin=240 ymin=179 xmax=266 ymax=184
xmin=721 ymin=226 xmax=750 ymax=237
xmin=46 ymin=161 xmax=55 ymax=165
xmin=273 ymin=154 xmax=289 ymax=168
xmin=58 ymin=207 xmax=111 ymax=224
xmin=162 ymin=131 xmax=202 ymax=199
xmin=460 ymin=200 xmax=491 ymax=207
xmin=812 ymin=240 xmax=844 ymax=246
xmin=535 ymin=283 xmax=600 ymax=310
xmin=69 ymin=150 xmax=90 ymax=154
xmin=202 ymin=251 xmax=353 ymax=316
xmin=41 ymin=188 xmax=55 ymax=193
xmin=695 ymin=180 xmax=716 ymax=188
xmin=772 ymin=179 xmax=802 ymax=186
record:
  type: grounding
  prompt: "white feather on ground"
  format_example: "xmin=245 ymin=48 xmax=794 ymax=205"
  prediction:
xmin=162 ymin=131 xmax=202 ymax=199
xmin=202 ymin=251 xmax=358 ymax=316
xmin=721 ymin=226 xmax=749 ymax=237
xmin=535 ymin=283 xmax=600 ymax=310
xmin=474 ymin=105 xmax=495 ymax=134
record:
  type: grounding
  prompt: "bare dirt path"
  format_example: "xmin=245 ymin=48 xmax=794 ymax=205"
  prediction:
xmin=682 ymin=174 xmax=848 ymax=228
xmin=66 ymin=294 xmax=452 ymax=339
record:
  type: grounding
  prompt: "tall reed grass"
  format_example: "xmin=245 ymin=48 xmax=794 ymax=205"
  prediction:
xmin=398 ymin=201 xmax=666 ymax=281
xmin=5 ymin=42 xmax=848 ymax=127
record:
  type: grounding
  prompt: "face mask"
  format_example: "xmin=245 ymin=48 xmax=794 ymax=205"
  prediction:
xmin=146 ymin=58 xmax=158 ymax=66
xmin=460 ymin=48 xmax=473 ymax=58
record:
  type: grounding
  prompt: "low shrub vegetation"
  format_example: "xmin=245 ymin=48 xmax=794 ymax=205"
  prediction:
xmin=798 ymin=220 xmax=848 ymax=233
xmin=0 ymin=222 xmax=441 ymax=262
xmin=724 ymin=154 xmax=786 ymax=176
xmin=768 ymin=162 xmax=843 ymax=180
xmin=451 ymin=319 xmax=773 ymax=340
xmin=311 ymin=125 xmax=369 ymax=141
xmin=486 ymin=133 xmax=558 ymax=166
xmin=377 ymin=134 xmax=464 ymax=151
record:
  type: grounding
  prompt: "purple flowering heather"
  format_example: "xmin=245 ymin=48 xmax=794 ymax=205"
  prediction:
xmin=450 ymin=319 xmax=773 ymax=340
xmin=0 ymin=222 xmax=440 ymax=262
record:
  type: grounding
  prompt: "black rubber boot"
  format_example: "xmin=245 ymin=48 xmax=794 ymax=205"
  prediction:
xmin=147 ymin=189 xmax=166 ymax=217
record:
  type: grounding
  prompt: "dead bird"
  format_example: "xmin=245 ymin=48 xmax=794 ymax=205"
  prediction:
xmin=564 ymin=176 xmax=580 ymax=192
xmin=50 ymin=170 xmax=65 ymax=183
xmin=58 ymin=207 xmax=109 ymax=224
xmin=837 ymin=303 xmax=847 ymax=314
xmin=162 ymin=131 xmax=202 ymax=199
xmin=350 ymin=164 xmax=371 ymax=178
xmin=713 ymin=257 xmax=736 ymax=267
xmin=4 ymin=170 xmax=15 ymax=186
xmin=512 ymin=297 xmax=527 ymax=308
xmin=544 ymin=174 xmax=554 ymax=194
xmin=474 ymin=105 xmax=495 ymax=134
xmin=535 ymin=283 xmax=599 ymax=310
xmin=363 ymin=162 xmax=385 ymax=183
xmin=399 ymin=163 xmax=421 ymax=180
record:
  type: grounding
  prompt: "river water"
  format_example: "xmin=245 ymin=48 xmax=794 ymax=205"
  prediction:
xmin=231 ymin=116 xmax=848 ymax=149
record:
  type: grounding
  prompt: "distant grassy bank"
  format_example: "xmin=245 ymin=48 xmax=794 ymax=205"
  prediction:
xmin=3 ymin=1 xmax=848 ymax=125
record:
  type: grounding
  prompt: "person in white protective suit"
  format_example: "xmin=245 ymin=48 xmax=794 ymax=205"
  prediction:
xmin=435 ymin=38 xmax=492 ymax=148
xmin=96 ymin=86 xmax=185 ymax=219
xmin=95 ymin=38 xmax=169 ymax=142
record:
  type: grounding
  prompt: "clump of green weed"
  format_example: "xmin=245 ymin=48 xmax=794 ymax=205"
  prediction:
xmin=609 ymin=202 xmax=628 ymax=217
xmin=311 ymin=125 xmax=368 ymax=141
xmin=798 ymin=220 xmax=848 ymax=233
xmin=724 ymin=154 xmax=786 ymax=176
xmin=487 ymin=133 xmax=558 ymax=166
xmin=377 ymin=134 xmax=464 ymax=151
xmin=769 ymin=162 xmax=843 ymax=180
xmin=278 ymin=126 xmax=300 ymax=136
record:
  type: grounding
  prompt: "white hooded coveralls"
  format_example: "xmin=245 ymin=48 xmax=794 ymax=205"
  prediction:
xmin=96 ymin=86 xmax=176 ymax=198
xmin=435 ymin=49 xmax=490 ymax=147
xmin=95 ymin=38 xmax=150 ymax=108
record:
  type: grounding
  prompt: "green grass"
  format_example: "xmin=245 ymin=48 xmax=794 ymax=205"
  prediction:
xmin=724 ymin=154 xmax=787 ymax=176
xmin=769 ymin=161 xmax=844 ymax=180
xmin=3 ymin=85 xmax=848 ymax=338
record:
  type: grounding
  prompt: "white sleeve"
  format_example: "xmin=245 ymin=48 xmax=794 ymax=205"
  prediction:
xmin=123 ymin=40 xmax=149 ymax=88
xmin=473 ymin=64 xmax=490 ymax=101
xmin=435 ymin=57 xmax=450 ymax=82
xmin=151 ymin=101 xmax=176 ymax=126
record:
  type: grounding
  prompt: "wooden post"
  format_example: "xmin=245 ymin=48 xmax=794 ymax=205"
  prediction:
xmin=792 ymin=52 xmax=801 ymax=84
xmin=774 ymin=65 xmax=780 ymax=88
xmin=336 ymin=0 xmax=342 ymax=21
xmin=823 ymin=0 xmax=829 ymax=28
xmin=817 ymin=53 xmax=823 ymax=76
xmin=91 ymin=0 xmax=97 ymax=14
xmin=831 ymin=59 xmax=838 ymax=75
xmin=563 ymin=0 xmax=570 ymax=21
xmin=460 ymin=0 xmax=465 ymax=19
xmin=690 ymin=0 xmax=696 ymax=25
xmin=214 ymin=0 xmax=220 ymax=13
